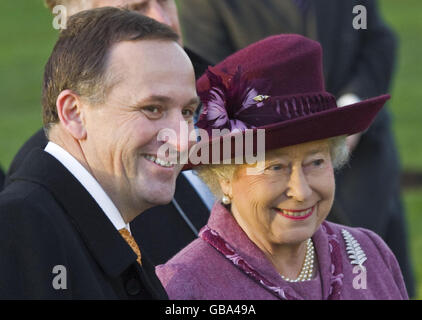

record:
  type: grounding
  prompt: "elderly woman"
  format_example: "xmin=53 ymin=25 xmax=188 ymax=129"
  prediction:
xmin=156 ymin=35 xmax=408 ymax=300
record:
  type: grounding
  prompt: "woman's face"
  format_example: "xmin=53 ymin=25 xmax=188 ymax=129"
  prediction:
xmin=226 ymin=139 xmax=335 ymax=248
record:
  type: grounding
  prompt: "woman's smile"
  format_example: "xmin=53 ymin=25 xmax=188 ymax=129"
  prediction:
xmin=273 ymin=205 xmax=316 ymax=220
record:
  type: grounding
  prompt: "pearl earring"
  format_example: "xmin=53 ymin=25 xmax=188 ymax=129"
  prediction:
xmin=222 ymin=195 xmax=231 ymax=205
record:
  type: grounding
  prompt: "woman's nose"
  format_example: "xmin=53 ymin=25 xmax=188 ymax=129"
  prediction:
xmin=286 ymin=166 xmax=313 ymax=202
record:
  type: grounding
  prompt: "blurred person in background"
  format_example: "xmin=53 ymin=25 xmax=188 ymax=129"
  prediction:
xmin=3 ymin=0 xmax=214 ymax=267
xmin=177 ymin=0 xmax=414 ymax=298
xmin=0 ymin=167 xmax=4 ymax=189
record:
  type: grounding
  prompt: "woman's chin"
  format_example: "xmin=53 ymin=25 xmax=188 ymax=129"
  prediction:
xmin=271 ymin=218 xmax=320 ymax=244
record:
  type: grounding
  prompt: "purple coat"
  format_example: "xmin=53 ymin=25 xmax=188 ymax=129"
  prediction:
xmin=156 ymin=203 xmax=408 ymax=300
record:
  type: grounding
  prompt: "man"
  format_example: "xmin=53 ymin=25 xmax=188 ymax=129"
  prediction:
xmin=177 ymin=0 xmax=414 ymax=297
xmin=5 ymin=0 xmax=213 ymax=266
xmin=0 ymin=7 xmax=199 ymax=299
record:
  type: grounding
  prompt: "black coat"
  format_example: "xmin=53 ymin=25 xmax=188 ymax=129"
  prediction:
xmin=0 ymin=149 xmax=168 ymax=299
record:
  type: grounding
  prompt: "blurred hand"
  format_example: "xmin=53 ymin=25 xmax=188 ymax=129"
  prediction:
xmin=337 ymin=94 xmax=362 ymax=152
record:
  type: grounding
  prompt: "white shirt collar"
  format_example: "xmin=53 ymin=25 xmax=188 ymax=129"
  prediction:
xmin=44 ymin=142 xmax=130 ymax=233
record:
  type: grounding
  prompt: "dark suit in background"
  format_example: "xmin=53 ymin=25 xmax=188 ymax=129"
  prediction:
xmin=0 ymin=167 xmax=4 ymax=191
xmin=3 ymin=48 xmax=211 ymax=267
xmin=0 ymin=149 xmax=167 ymax=299
xmin=177 ymin=0 xmax=414 ymax=297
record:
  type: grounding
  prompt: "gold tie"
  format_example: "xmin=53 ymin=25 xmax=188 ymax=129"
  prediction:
xmin=119 ymin=228 xmax=142 ymax=266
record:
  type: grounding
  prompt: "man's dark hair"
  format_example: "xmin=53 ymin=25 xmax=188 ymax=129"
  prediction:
xmin=42 ymin=7 xmax=179 ymax=132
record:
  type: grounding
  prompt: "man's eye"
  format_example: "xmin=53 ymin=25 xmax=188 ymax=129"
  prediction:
xmin=182 ymin=109 xmax=194 ymax=118
xmin=142 ymin=106 xmax=162 ymax=118
xmin=145 ymin=106 xmax=160 ymax=113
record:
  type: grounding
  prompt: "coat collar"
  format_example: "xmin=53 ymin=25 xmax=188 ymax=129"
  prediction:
xmin=9 ymin=148 xmax=141 ymax=278
xmin=206 ymin=202 xmax=334 ymax=299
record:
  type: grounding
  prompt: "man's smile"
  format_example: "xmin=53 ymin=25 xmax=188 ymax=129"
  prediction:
xmin=143 ymin=154 xmax=175 ymax=168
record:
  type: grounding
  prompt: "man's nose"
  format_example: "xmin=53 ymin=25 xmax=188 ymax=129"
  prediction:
xmin=159 ymin=115 xmax=191 ymax=155
xmin=148 ymin=1 xmax=172 ymax=27
xmin=286 ymin=166 xmax=313 ymax=202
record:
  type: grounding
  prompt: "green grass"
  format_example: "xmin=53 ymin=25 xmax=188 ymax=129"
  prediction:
xmin=379 ymin=0 xmax=422 ymax=299
xmin=380 ymin=0 xmax=422 ymax=171
xmin=403 ymin=189 xmax=422 ymax=299
xmin=0 ymin=0 xmax=421 ymax=299
xmin=0 ymin=0 xmax=57 ymax=169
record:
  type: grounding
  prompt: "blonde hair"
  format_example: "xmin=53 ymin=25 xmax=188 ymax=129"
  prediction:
xmin=194 ymin=135 xmax=349 ymax=199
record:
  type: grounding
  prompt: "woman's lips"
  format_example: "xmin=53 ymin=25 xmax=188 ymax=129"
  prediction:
xmin=274 ymin=205 xmax=315 ymax=220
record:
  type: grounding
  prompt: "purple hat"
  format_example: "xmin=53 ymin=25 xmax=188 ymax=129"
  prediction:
xmin=184 ymin=34 xmax=389 ymax=169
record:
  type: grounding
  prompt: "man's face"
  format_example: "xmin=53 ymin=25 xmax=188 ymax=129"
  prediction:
xmin=81 ymin=40 xmax=198 ymax=219
xmin=91 ymin=0 xmax=182 ymax=40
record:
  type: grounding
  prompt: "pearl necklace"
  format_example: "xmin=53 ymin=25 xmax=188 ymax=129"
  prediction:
xmin=280 ymin=238 xmax=315 ymax=282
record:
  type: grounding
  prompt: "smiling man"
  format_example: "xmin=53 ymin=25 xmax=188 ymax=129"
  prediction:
xmin=4 ymin=0 xmax=213 ymax=267
xmin=0 ymin=7 xmax=198 ymax=299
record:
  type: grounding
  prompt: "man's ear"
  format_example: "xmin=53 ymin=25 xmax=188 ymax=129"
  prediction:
xmin=56 ymin=89 xmax=87 ymax=140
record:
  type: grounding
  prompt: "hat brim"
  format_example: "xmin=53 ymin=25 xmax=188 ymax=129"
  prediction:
xmin=182 ymin=94 xmax=389 ymax=171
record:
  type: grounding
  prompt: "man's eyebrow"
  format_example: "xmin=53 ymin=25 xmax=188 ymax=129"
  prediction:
xmin=131 ymin=95 xmax=201 ymax=107
xmin=131 ymin=95 xmax=171 ymax=107
xmin=187 ymin=96 xmax=201 ymax=107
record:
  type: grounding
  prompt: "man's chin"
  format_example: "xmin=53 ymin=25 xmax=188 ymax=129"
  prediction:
xmin=140 ymin=198 xmax=172 ymax=213
xmin=139 ymin=185 xmax=176 ymax=207
xmin=134 ymin=169 xmax=178 ymax=207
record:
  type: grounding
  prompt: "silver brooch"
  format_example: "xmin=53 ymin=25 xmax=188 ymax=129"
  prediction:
xmin=341 ymin=229 xmax=367 ymax=267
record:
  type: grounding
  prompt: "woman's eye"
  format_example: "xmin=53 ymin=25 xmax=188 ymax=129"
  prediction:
xmin=312 ymin=159 xmax=324 ymax=166
xmin=267 ymin=164 xmax=286 ymax=171
xmin=305 ymin=159 xmax=325 ymax=170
